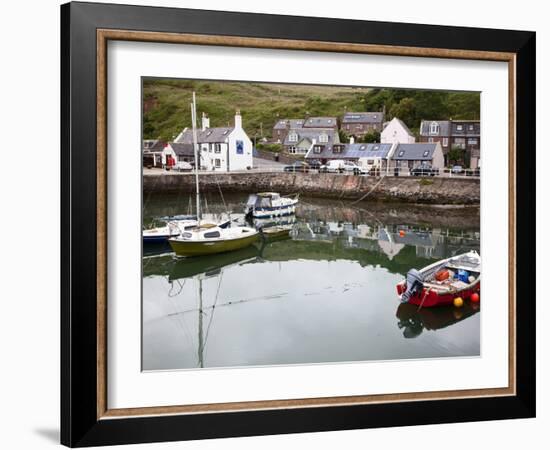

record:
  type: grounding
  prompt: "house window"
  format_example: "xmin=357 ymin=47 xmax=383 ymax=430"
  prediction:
xmin=214 ymin=143 xmax=221 ymax=153
xmin=333 ymin=145 xmax=343 ymax=154
xmin=288 ymin=132 xmax=298 ymax=142
xmin=468 ymin=124 xmax=474 ymax=131
xmin=468 ymin=138 xmax=478 ymax=145
xmin=429 ymin=122 xmax=439 ymax=135
xmin=456 ymin=125 xmax=463 ymax=131
xmin=313 ymin=145 xmax=323 ymax=154
xmin=359 ymin=145 xmax=366 ymax=151
xmin=319 ymin=133 xmax=328 ymax=143
xmin=398 ymin=150 xmax=405 ymax=157
xmin=442 ymin=137 xmax=449 ymax=147
xmin=428 ymin=137 xmax=434 ymax=143
xmin=423 ymin=150 xmax=430 ymax=157
xmin=277 ymin=130 xmax=281 ymax=136
xmin=454 ymin=138 xmax=466 ymax=149
xmin=215 ymin=159 xmax=221 ymax=168
xmin=288 ymin=146 xmax=296 ymax=154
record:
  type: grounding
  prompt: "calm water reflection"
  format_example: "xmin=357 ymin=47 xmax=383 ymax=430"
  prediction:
xmin=142 ymin=193 xmax=480 ymax=371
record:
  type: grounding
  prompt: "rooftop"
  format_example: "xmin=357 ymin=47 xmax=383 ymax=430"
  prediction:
xmin=175 ymin=127 xmax=234 ymax=144
xmin=342 ymin=112 xmax=385 ymax=124
xmin=392 ymin=143 xmax=438 ymax=160
xmin=305 ymin=142 xmax=393 ymax=159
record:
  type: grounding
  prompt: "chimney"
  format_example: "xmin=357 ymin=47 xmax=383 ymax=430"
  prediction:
xmin=234 ymin=110 xmax=242 ymax=129
xmin=350 ymin=136 xmax=355 ymax=144
xmin=201 ymin=112 xmax=210 ymax=131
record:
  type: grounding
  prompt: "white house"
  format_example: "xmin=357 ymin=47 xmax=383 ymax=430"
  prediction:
xmin=173 ymin=111 xmax=253 ymax=171
xmin=381 ymin=117 xmax=416 ymax=144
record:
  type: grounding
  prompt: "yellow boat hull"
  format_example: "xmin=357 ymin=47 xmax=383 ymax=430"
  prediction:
xmin=169 ymin=232 xmax=260 ymax=257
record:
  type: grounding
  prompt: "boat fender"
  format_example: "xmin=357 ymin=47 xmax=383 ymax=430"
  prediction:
xmin=401 ymin=269 xmax=424 ymax=303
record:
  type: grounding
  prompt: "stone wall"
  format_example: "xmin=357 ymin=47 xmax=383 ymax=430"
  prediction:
xmin=143 ymin=172 xmax=480 ymax=205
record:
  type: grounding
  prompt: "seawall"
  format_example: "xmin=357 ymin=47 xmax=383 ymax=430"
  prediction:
xmin=143 ymin=172 xmax=480 ymax=205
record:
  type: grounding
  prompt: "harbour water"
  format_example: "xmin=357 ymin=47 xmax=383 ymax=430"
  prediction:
xmin=142 ymin=193 xmax=480 ymax=371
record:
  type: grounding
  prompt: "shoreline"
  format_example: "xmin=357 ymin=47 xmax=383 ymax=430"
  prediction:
xmin=143 ymin=172 xmax=480 ymax=206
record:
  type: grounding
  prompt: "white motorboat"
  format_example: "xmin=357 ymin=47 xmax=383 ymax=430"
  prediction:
xmin=244 ymin=192 xmax=299 ymax=219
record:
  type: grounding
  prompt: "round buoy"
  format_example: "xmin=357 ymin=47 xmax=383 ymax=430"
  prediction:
xmin=399 ymin=230 xmax=405 ymax=237
xmin=471 ymin=293 xmax=480 ymax=303
xmin=453 ymin=297 xmax=464 ymax=308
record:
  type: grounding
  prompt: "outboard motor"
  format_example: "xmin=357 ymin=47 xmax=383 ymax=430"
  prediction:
xmin=401 ymin=269 xmax=424 ymax=303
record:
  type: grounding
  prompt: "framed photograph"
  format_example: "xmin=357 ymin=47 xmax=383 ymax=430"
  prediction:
xmin=61 ymin=1 xmax=536 ymax=447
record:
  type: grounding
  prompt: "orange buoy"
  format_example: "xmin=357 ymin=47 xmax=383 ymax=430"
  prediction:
xmin=471 ymin=293 xmax=480 ymax=303
xmin=453 ymin=297 xmax=464 ymax=308
xmin=399 ymin=230 xmax=405 ymax=237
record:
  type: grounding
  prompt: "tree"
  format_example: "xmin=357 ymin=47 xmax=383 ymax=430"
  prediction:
xmin=447 ymin=146 xmax=466 ymax=165
xmin=358 ymin=131 xmax=380 ymax=143
xmin=338 ymin=129 xmax=350 ymax=143
xmin=389 ymin=97 xmax=416 ymax=126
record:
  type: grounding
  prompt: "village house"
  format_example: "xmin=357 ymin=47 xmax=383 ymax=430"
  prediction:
xmin=272 ymin=119 xmax=304 ymax=144
xmin=161 ymin=142 xmax=194 ymax=166
xmin=272 ymin=116 xmax=337 ymax=144
xmin=172 ymin=111 xmax=253 ymax=171
xmin=381 ymin=117 xmax=416 ymax=144
xmin=304 ymin=139 xmax=394 ymax=172
xmin=283 ymin=127 xmax=340 ymax=155
xmin=419 ymin=119 xmax=480 ymax=168
xmin=142 ymin=139 xmax=166 ymax=167
xmin=390 ymin=142 xmax=444 ymax=175
xmin=340 ymin=112 xmax=385 ymax=136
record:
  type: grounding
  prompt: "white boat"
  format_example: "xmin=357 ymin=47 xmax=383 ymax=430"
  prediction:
xmin=244 ymin=192 xmax=299 ymax=219
xmin=143 ymin=219 xmax=197 ymax=243
xmin=143 ymin=217 xmax=231 ymax=243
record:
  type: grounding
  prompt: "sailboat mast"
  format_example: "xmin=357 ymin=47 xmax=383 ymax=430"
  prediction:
xmin=191 ymin=92 xmax=201 ymax=221
xmin=198 ymin=278 xmax=204 ymax=369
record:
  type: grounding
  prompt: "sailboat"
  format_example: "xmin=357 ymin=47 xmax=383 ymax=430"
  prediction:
xmin=168 ymin=92 xmax=259 ymax=257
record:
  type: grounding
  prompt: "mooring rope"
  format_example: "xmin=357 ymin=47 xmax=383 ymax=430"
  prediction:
xmin=348 ymin=174 xmax=387 ymax=206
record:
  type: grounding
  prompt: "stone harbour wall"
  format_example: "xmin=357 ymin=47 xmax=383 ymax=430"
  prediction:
xmin=143 ymin=172 xmax=480 ymax=205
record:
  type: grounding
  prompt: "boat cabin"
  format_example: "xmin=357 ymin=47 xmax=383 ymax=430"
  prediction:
xmin=246 ymin=192 xmax=281 ymax=209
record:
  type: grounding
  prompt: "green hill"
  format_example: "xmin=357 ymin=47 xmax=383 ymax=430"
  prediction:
xmin=142 ymin=78 xmax=479 ymax=142
xmin=143 ymin=78 xmax=369 ymax=142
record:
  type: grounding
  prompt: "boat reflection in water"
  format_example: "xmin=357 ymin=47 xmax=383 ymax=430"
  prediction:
xmin=142 ymin=194 xmax=481 ymax=370
xmin=396 ymin=301 xmax=480 ymax=339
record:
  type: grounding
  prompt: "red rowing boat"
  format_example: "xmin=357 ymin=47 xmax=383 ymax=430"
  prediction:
xmin=396 ymin=251 xmax=480 ymax=308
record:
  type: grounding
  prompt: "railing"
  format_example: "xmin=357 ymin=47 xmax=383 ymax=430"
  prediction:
xmin=143 ymin=166 xmax=480 ymax=178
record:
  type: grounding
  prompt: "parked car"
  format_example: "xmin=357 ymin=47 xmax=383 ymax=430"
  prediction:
xmin=306 ymin=159 xmax=322 ymax=170
xmin=343 ymin=161 xmax=368 ymax=175
xmin=283 ymin=161 xmax=310 ymax=173
xmin=320 ymin=159 xmax=345 ymax=173
xmin=464 ymin=167 xmax=481 ymax=177
xmin=411 ymin=163 xmax=439 ymax=177
xmin=451 ymin=165 xmax=464 ymax=174
xmin=174 ymin=161 xmax=193 ymax=172
xmin=320 ymin=159 xmax=366 ymax=175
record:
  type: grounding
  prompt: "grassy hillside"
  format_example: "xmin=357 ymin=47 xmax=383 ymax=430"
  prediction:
xmin=143 ymin=79 xmax=370 ymax=142
xmin=142 ymin=78 xmax=480 ymax=142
